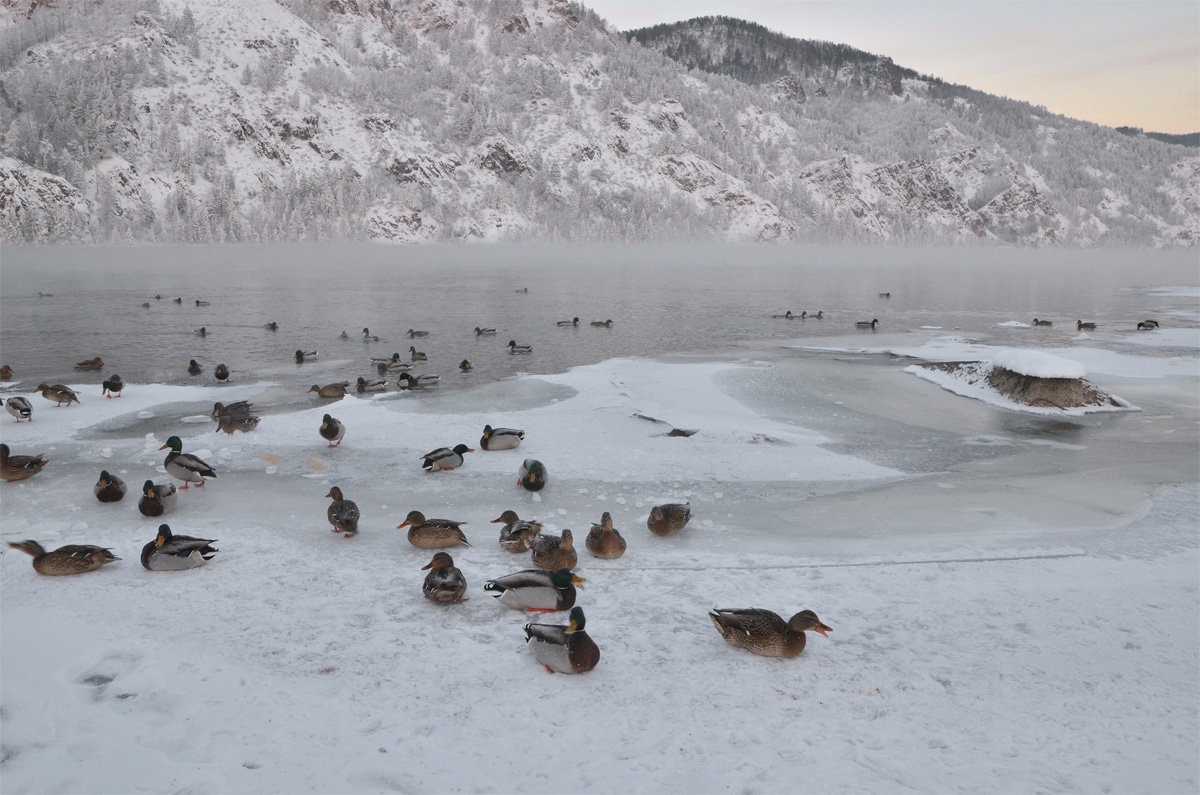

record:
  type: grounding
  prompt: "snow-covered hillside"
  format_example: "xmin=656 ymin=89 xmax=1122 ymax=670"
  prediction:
xmin=0 ymin=0 xmax=1196 ymax=246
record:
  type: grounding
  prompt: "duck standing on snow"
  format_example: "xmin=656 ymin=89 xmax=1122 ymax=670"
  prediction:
xmin=492 ymin=509 xmax=542 ymax=552
xmin=138 ymin=480 xmax=178 ymax=516
xmin=647 ymin=503 xmax=691 ymax=536
xmin=530 ymin=528 xmax=576 ymax=571
xmin=214 ymin=363 xmax=230 ymax=382
xmin=422 ymin=552 xmax=468 ymax=603
xmin=36 ymin=383 xmax=79 ymax=406
xmin=74 ymin=356 xmax=103 ymax=371
xmin=524 ymin=606 xmax=599 ymax=674
xmin=141 ymin=524 xmax=218 ymax=571
xmin=7 ymin=540 xmax=119 ymax=576
xmin=308 ymin=382 xmax=349 ymax=399
xmin=325 ymin=486 xmax=360 ymax=537
xmin=480 ymin=424 xmax=524 ymax=451
xmin=585 ymin=511 xmax=626 ymax=559
xmin=484 ymin=568 xmax=582 ymax=612
xmin=320 ymin=414 xmax=346 ymax=447
xmin=93 ymin=470 xmax=127 ymax=503
xmin=102 ymin=374 xmax=124 ymax=398
xmin=398 ymin=510 xmax=470 ymax=549
xmin=3 ymin=396 xmax=33 ymax=422
xmin=708 ymin=608 xmax=831 ymax=658
xmin=518 ymin=458 xmax=547 ymax=491
xmin=421 ymin=444 xmax=473 ymax=471
xmin=159 ymin=436 xmax=217 ymax=489
xmin=1 ymin=444 xmax=48 ymax=482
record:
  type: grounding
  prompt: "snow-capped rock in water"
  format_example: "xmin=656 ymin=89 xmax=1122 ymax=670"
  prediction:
xmin=0 ymin=1 xmax=1195 ymax=245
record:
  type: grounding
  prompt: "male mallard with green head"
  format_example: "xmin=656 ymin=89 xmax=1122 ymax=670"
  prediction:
xmin=480 ymin=424 xmax=524 ymax=451
xmin=138 ymin=480 xmax=178 ymax=516
xmin=93 ymin=470 xmax=127 ymax=502
xmin=320 ymin=414 xmax=346 ymax=447
xmin=524 ymin=606 xmax=600 ymax=674
xmin=159 ymin=436 xmax=217 ymax=489
xmin=141 ymin=524 xmax=218 ymax=570
xmin=484 ymin=568 xmax=582 ymax=612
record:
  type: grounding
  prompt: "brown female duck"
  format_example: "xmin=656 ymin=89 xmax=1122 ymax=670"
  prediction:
xmin=7 ymin=540 xmax=119 ymax=575
xmin=708 ymin=608 xmax=831 ymax=658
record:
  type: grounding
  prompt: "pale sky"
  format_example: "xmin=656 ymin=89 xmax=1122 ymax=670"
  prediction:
xmin=586 ymin=0 xmax=1200 ymax=134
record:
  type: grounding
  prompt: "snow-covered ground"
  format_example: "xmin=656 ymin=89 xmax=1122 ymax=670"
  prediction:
xmin=1 ymin=336 xmax=1197 ymax=793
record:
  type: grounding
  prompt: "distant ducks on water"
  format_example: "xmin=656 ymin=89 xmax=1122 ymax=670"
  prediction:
xmin=138 ymin=480 xmax=178 ymax=516
xmin=879 ymin=292 xmax=891 ymax=298
xmin=3 ymin=396 xmax=33 ymax=422
xmin=0 ymin=364 xmax=12 ymax=379
xmin=7 ymin=540 xmax=118 ymax=576
xmin=1032 ymin=318 xmax=1052 ymax=327
xmin=518 ymin=458 xmax=547 ymax=491
xmin=356 ymin=377 xmax=387 ymax=393
xmin=480 ymin=424 xmax=524 ymax=451
xmin=1076 ymin=320 xmax=1096 ymax=330
xmin=459 ymin=359 xmax=471 ymax=372
xmin=421 ymin=444 xmax=473 ymax=471
xmin=421 ymin=552 xmax=468 ymax=603
xmin=173 ymin=297 xmax=182 ymax=304
xmin=265 ymin=321 xmax=278 ymax=330
xmin=36 ymin=383 xmax=80 ymax=406
xmin=309 ymin=382 xmax=349 ymax=399
xmin=159 ymin=436 xmax=217 ymax=489
xmin=320 ymin=414 xmax=346 ymax=447
xmin=407 ymin=328 xmax=429 ymax=338
xmin=397 ymin=372 xmax=440 ymax=389
xmin=1137 ymin=319 xmax=1160 ymax=330
xmin=647 ymin=503 xmax=691 ymax=536
xmin=214 ymin=363 xmax=230 ymax=382
xmin=1 ymin=443 xmax=48 ymax=482
xmin=102 ymin=374 xmax=124 ymax=398
xmin=557 ymin=317 xmax=580 ymax=327
xmin=475 ymin=326 xmax=497 ymax=336
xmin=325 ymin=486 xmax=359 ymax=538
xmin=75 ymin=356 xmax=103 ymax=371
xmin=195 ymin=299 xmax=210 ymax=306
xmin=507 ymin=340 xmax=532 ymax=354
xmin=141 ymin=524 xmax=218 ymax=571
xmin=362 ymin=328 xmax=380 ymax=342
xmin=590 ymin=319 xmax=613 ymax=327
xmin=398 ymin=510 xmax=470 ymax=549
xmin=855 ymin=319 xmax=878 ymax=329
xmin=770 ymin=310 xmax=799 ymax=319
xmin=709 ymin=608 xmax=831 ymax=658
xmin=188 ymin=359 xmax=202 ymax=376
xmin=585 ymin=511 xmax=626 ymax=559
xmin=195 ymin=327 xmax=207 ymax=337
xmin=93 ymin=470 xmax=126 ymax=503
xmin=295 ymin=350 xmax=318 ymax=363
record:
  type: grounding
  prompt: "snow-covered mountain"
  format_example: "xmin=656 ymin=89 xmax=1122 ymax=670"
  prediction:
xmin=0 ymin=0 xmax=1195 ymax=246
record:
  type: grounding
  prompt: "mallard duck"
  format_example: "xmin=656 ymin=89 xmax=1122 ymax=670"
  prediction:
xmin=769 ymin=311 xmax=795 ymax=319
xmin=356 ymin=376 xmax=387 ymax=393
xmin=369 ymin=352 xmax=403 ymax=366
xmin=474 ymin=327 xmax=497 ymax=336
xmin=295 ymin=350 xmax=318 ymax=363
xmin=340 ymin=330 xmax=351 ymax=339
xmin=647 ymin=503 xmax=691 ymax=536
xmin=7 ymin=540 xmax=119 ymax=576
xmin=708 ymin=608 xmax=831 ymax=658
xmin=409 ymin=345 xmax=427 ymax=362
xmin=93 ymin=470 xmax=126 ymax=502
xmin=75 ymin=356 xmax=104 ymax=370
xmin=518 ymin=458 xmax=547 ymax=491
xmin=3 ymin=396 xmax=32 ymax=422
xmin=214 ymin=363 xmax=230 ymax=382
xmin=524 ymin=606 xmax=599 ymax=674
xmin=362 ymin=328 xmax=380 ymax=342
xmin=320 ymin=414 xmax=346 ymax=447
xmin=1076 ymin=320 xmax=1096 ymax=330
xmin=141 ymin=524 xmax=218 ymax=570
xmin=590 ymin=319 xmax=613 ymax=328
xmin=484 ymin=567 xmax=582 ymax=611
xmin=195 ymin=299 xmax=210 ymax=306
xmin=557 ymin=317 xmax=580 ymax=327
xmin=141 ymin=302 xmax=150 ymax=309
xmin=138 ymin=479 xmax=178 ymax=516
xmin=195 ymin=327 xmax=207 ymax=337
xmin=0 ymin=364 xmax=12 ymax=379
xmin=397 ymin=372 xmax=440 ymax=389
xmin=217 ymin=414 xmax=260 ymax=434
xmin=855 ymin=319 xmax=878 ymax=329
xmin=586 ymin=511 xmax=626 ymax=559
xmin=265 ymin=321 xmax=278 ymax=330
xmin=1137 ymin=320 xmax=1160 ymax=330
xmin=159 ymin=436 xmax=217 ymax=488
xmin=491 ymin=509 xmax=543 ymax=553
xmin=813 ymin=310 xmax=824 ymax=319
xmin=211 ymin=400 xmax=253 ymax=419
xmin=458 ymin=359 xmax=471 ymax=372
xmin=102 ymin=374 xmax=124 ymax=398
xmin=421 ymin=444 xmax=472 ymax=471
xmin=1032 ymin=318 xmax=1052 ymax=327
xmin=398 ymin=510 xmax=470 ymax=548
xmin=377 ymin=359 xmax=411 ymax=375
xmin=187 ymin=359 xmax=202 ymax=376
xmin=325 ymin=486 xmax=359 ymax=537
xmin=173 ymin=297 xmax=182 ymax=303
xmin=407 ymin=328 xmax=429 ymax=338
xmin=1 ymin=444 xmax=48 ymax=482
xmin=309 ymin=382 xmax=349 ymax=399
xmin=422 ymin=552 xmax=468 ymax=603
xmin=480 ymin=424 xmax=524 ymax=451
xmin=530 ymin=529 xmax=576 ymax=571
xmin=506 ymin=340 xmax=532 ymax=354
xmin=36 ymin=383 xmax=79 ymax=406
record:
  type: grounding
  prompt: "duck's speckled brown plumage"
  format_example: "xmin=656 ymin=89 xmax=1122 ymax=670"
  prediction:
xmin=708 ymin=608 xmax=831 ymax=658
xmin=585 ymin=511 xmax=626 ymax=559
xmin=530 ymin=529 xmax=576 ymax=571
xmin=1 ymin=444 xmax=48 ymax=482
xmin=647 ymin=503 xmax=691 ymax=536
xmin=8 ymin=540 xmax=119 ymax=575
xmin=398 ymin=510 xmax=470 ymax=549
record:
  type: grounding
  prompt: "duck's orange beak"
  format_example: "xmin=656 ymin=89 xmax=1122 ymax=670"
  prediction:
xmin=397 ymin=522 xmax=410 ymax=530
xmin=814 ymin=623 xmax=832 ymax=637
xmin=158 ymin=443 xmax=169 ymax=450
